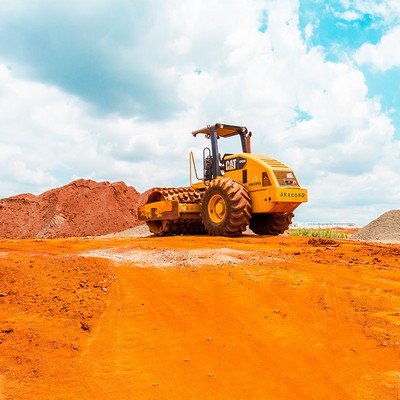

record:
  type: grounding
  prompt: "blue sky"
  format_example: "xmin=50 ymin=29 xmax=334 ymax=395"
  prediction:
xmin=0 ymin=0 xmax=400 ymax=226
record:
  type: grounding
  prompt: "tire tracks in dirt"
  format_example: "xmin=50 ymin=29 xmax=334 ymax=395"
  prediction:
xmin=52 ymin=248 xmax=399 ymax=399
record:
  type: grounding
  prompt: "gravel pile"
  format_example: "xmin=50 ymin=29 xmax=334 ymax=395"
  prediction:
xmin=351 ymin=210 xmax=400 ymax=243
xmin=103 ymin=224 xmax=151 ymax=237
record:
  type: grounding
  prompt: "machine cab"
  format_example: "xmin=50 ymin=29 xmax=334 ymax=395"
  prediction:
xmin=191 ymin=123 xmax=252 ymax=183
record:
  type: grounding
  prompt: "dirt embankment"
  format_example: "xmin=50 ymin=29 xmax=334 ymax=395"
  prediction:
xmin=0 ymin=179 xmax=143 ymax=239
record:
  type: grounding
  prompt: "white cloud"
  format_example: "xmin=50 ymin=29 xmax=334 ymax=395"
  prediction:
xmin=297 ymin=160 xmax=400 ymax=226
xmin=0 ymin=65 xmax=94 ymax=192
xmin=0 ymin=61 xmax=213 ymax=195
xmin=354 ymin=25 xmax=400 ymax=70
xmin=345 ymin=0 xmax=400 ymax=24
xmin=304 ymin=22 xmax=315 ymax=41
xmin=336 ymin=10 xmax=362 ymax=21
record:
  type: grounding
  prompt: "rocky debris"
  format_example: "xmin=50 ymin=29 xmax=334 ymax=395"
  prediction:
xmin=0 ymin=179 xmax=144 ymax=239
xmin=307 ymin=238 xmax=339 ymax=246
xmin=80 ymin=322 xmax=92 ymax=332
xmin=103 ymin=224 xmax=151 ymax=238
xmin=84 ymin=247 xmax=247 ymax=268
xmin=351 ymin=210 xmax=400 ymax=243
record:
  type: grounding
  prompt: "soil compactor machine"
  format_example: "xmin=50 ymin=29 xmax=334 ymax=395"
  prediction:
xmin=138 ymin=123 xmax=308 ymax=236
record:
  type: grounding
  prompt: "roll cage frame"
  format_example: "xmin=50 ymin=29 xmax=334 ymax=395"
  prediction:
xmin=192 ymin=123 xmax=252 ymax=180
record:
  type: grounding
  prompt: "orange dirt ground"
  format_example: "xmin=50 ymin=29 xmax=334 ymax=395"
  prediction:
xmin=0 ymin=234 xmax=399 ymax=399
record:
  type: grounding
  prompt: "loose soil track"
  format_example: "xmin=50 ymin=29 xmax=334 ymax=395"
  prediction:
xmin=0 ymin=234 xmax=399 ymax=399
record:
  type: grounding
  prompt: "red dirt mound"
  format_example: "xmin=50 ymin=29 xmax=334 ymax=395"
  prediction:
xmin=0 ymin=179 xmax=142 ymax=239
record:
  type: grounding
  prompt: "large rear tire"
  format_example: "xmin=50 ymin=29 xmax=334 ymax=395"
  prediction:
xmin=249 ymin=212 xmax=294 ymax=235
xmin=201 ymin=177 xmax=251 ymax=236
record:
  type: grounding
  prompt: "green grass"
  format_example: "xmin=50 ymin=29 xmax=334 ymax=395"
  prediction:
xmin=289 ymin=228 xmax=348 ymax=239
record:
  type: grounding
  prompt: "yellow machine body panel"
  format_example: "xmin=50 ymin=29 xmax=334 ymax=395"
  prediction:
xmin=222 ymin=153 xmax=308 ymax=213
xmin=138 ymin=200 xmax=202 ymax=221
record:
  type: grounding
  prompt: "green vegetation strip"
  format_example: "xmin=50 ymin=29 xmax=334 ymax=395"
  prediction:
xmin=289 ymin=228 xmax=348 ymax=239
